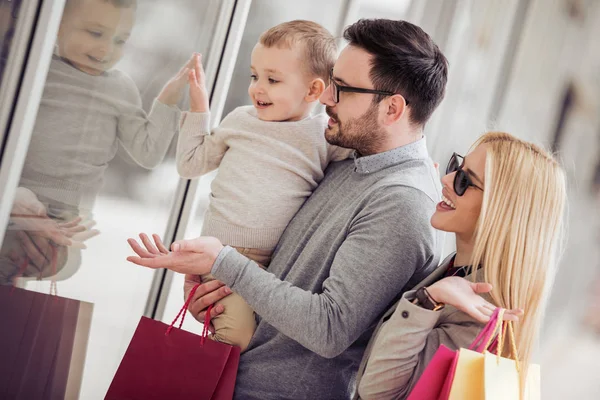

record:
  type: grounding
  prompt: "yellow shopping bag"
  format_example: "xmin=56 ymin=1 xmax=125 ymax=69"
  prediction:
xmin=447 ymin=309 xmax=541 ymax=400
xmin=447 ymin=348 xmax=485 ymax=399
xmin=483 ymin=351 xmax=540 ymax=400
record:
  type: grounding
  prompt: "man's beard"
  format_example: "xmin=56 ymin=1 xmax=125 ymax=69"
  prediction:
xmin=325 ymin=103 xmax=386 ymax=156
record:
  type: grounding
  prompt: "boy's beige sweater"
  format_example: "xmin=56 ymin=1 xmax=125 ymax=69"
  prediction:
xmin=176 ymin=106 xmax=351 ymax=250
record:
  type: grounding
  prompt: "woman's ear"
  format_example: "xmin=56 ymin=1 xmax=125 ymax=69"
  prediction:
xmin=305 ymin=78 xmax=326 ymax=102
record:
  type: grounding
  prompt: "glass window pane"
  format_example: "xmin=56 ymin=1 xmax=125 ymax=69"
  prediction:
xmin=356 ymin=0 xmax=411 ymax=19
xmin=0 ymin=0 xmax=232 ymax=397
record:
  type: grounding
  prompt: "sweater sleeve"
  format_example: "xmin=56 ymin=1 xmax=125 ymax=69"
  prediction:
xmin=175 ymin=111 xmax=228 ymax=178
xmin=116 ymin=74 xmax=180 ymax=169
xmin=358 ymin=296 xmax=483 ymax=400
xmin=212 ymin=186 xmax=438 ymax=359
xmin=327 ymin=143 xmax=354 ymax=162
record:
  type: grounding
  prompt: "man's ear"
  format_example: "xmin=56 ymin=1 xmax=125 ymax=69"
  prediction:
xmin=382 ymin=94 xmax=408 ymax=125
xmin=305 ymin=78 xmax=326 ymax=102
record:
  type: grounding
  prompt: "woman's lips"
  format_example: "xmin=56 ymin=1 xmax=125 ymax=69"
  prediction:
xmin=436 ymin=201 xmax=454 ymax=212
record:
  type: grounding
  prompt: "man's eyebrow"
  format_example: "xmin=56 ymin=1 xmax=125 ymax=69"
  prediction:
xmin=331 ymin=73 xmax=349 ymax=86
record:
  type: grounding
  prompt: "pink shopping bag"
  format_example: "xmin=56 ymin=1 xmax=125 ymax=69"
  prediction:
xmin=407 ymin=308 xmax=502 ymax=400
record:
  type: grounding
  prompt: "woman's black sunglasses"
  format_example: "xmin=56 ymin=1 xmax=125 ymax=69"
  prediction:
xmin=446 ymin=153 xmax=484 ymax=196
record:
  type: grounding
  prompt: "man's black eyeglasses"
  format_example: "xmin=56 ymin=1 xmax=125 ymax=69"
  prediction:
xmin=446 ymin=152 xmax=484 ymax=196
xmin=328 ymin=69 xmax=408 ymax=105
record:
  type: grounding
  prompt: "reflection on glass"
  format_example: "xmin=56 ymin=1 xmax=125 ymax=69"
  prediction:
xmin=1 ymin=0 xmax=228 ymax=397
xmin=21 ymin=0 xmax=185 ymax=215
xmin=2 ymin=0 xmax=191 ymax=286
xmin=0 ymin=0 xmax=22 ymax=82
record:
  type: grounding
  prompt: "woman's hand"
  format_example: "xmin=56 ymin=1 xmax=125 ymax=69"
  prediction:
xmin=126 ymin=233 xmax=224 ymax=275
xmin=426 ymin=277 xmax=524 ymax=323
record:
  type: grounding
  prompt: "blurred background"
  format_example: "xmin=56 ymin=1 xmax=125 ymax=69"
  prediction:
xmin=1 ymin=0 xmax=599 ymax=398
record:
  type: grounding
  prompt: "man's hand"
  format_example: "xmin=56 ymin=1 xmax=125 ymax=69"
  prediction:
xmin=127 ymin=234 xmax=224 ymax=275
xmin=188 ymin=53 xmax=210 ymax=113
xmin=156 ymin=55 xmax=195 ymax=106
xmin=183 ymin=274 xmax=231 ymax=326
xmin=426 ymin=277 xmax=524 ymax=323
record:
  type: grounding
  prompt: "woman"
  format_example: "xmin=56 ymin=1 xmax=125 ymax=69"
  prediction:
xmin=356 ymin=132 xmax=566 ymax=399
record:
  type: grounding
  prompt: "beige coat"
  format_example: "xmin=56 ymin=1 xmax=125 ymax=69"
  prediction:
xmin=354 ymin=254 xmax=489 ymax=400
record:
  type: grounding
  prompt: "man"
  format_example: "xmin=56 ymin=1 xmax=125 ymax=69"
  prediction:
xmin=129 ymin=19 xmax=448 ymax=399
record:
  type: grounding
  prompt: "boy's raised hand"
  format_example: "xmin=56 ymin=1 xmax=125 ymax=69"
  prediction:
xmin=188 ymin=53 xmax=210 ymax=113
xmin=157 ymin=55 xmax=195 ymax=106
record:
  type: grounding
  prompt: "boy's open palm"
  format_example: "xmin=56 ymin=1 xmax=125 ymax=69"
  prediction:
xmin=189 ymin=53 xmax=210 ymax=113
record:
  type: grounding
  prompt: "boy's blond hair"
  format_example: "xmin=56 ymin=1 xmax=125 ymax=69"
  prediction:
xmin=259 ymin=20 xmax=336 ymax=83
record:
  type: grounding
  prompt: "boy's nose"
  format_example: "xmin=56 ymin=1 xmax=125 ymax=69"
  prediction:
xmin=254 ymin=82 xmax=266 ymax=94
xmin=96 ymin=42 xmax=114 ymax=60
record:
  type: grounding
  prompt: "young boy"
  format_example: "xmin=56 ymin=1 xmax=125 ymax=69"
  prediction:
xmin=19 ymin=0 xmax=191 ymax=216
xmin=177 ymin=20 xmax=351 ymax=351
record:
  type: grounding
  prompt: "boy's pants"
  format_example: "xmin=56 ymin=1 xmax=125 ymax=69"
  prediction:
xmin=201 ymin=246 xmax=272 ymax=352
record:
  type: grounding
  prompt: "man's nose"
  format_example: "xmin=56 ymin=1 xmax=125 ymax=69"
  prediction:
xmin=320 ymin=84 xmax=334 ymax=106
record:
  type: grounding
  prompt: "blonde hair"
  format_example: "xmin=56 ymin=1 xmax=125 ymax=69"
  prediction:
xmin=259 ymin=20 xmax=336 ymax=83
xmin=469 ymin=132 xmax=566 ymax=395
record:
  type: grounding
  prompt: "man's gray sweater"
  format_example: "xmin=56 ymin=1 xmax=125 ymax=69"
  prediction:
xmin=211 ymin=137 xmax=444 ymax=399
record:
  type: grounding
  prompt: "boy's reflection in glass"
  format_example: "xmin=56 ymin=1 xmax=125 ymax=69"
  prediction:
xmin=0 ymin=0 xmax=21 ymax=82
xmin=1 ymin=0 xmax=191 ymax=285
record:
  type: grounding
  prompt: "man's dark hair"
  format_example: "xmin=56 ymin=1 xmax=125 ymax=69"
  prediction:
xmin=343 ymin=19 xmax=448 ymax=126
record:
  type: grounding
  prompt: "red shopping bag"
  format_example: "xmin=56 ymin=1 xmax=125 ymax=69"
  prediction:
xmin=0 ymin=283 xmax=93 ymax=399
xmin=407 ymin=308 xmax=502 ymax=400
xmin=105 ymin=284 xmax=240 ymax=400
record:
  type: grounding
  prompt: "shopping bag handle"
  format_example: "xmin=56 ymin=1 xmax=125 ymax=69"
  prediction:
xmin=495 ymin=320 xmax=521 ymax=372
xmin=166 ymin=283 xmax=214 ymax=345
xmin=468 ymin=307 xmax=521 ymax=373
xmin=469 ymin=307 xmax=502 ymax=352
